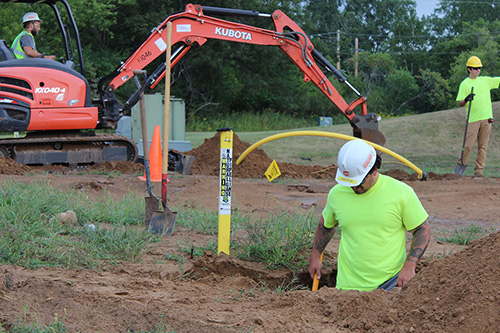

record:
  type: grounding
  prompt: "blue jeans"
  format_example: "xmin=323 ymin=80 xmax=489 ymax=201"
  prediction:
xmin=377 ymin=273 xmax=399 ymax=291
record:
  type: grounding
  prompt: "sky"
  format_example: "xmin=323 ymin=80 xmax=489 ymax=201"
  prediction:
xmin=415 ymin=0 xmax=440 ymax=17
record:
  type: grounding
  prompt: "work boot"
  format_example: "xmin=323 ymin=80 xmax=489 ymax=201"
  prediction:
xmin=474 ymin=172 xmax=483 ymax=179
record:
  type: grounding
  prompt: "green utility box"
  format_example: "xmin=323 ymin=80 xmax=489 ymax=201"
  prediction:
xmin=130 ymin=93 xmax=192 ymax=155
xmin=317 ymin=116 xmax=333 ymax=126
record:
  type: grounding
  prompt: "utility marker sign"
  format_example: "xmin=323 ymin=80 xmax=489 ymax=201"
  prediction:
xmin=219 ymin=148 xmax=233 ymax=215
xmin=265 ymin=160 xmax=281 ymax=182
xmin=218 ymin=129 xmax=233 ymax=255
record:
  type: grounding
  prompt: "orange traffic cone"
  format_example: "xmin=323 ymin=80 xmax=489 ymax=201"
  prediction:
xmin=139 ymin=125 xmax=162 ymax=182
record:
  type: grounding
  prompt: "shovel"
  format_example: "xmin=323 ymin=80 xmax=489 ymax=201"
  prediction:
xmin=150 ymin=21 xmax=177 ymax=235
xmin=133 ymin=70 xmax=160 ymax=228
xmin=453 ymin=87 xmax=474 ymax=176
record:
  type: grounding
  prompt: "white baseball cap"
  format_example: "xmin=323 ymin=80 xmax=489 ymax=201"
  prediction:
xmin=335 ymin=139 xmax=377 ymax=187
xmin=23 ymin=12 xmax=42 ymax=24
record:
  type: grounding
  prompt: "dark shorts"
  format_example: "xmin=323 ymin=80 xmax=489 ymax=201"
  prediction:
xmin=377 ymin=273 xmax=399 ymax=291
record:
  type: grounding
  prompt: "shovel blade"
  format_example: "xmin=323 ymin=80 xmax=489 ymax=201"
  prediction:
xmin=453 ymin=163 xmax=467 ymax=176
xmin=144 ymin=196 xmax=160 ymax=230
xmin=149 ymin=209 xmax=177 ymax=236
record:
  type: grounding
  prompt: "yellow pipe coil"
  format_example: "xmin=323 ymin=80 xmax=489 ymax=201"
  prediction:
xmin=235 ymin=131 xmax=428 ymax=180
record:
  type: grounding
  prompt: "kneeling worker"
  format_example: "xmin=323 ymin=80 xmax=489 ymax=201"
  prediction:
xmin=309 ymin=139 xmax=430 ymax=291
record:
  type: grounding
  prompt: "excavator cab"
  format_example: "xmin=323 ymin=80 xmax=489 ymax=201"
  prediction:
xmin=0 ymin=0 xmax=85 ymax=73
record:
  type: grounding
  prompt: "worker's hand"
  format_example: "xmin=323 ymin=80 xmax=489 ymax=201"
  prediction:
xmin=464 ymin=93 xmax=475 ymax=102
xmin=308 ymin=252 xmax=323 ymax=280
xmin=396 ymin=260 xmax=417 ymax=287
xmin=46 ymin=55 xmax=56 ymax=61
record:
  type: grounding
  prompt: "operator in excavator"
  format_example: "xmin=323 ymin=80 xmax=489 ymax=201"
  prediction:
xmin=11 ymin=12 xmax=56 ymax=60
xmin=309 ymin=139 xmax=431 ymax=291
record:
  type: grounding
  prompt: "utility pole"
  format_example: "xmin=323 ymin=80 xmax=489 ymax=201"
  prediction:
xmin=337 ymin=30 xmax=340 ymax=70
xmin=355 ymin=37 xmax=358 ymax=77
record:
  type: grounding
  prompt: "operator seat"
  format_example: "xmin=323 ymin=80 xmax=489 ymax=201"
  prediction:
xmin=0 ymin=40 xmax=16 ymax=61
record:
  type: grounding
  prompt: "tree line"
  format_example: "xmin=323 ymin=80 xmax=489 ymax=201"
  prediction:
xmin=2 ymin=0 xmax=500 ymax=123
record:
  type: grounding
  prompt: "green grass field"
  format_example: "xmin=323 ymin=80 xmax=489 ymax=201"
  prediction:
xmin=187 ymin=102 xmax=500 ymax=177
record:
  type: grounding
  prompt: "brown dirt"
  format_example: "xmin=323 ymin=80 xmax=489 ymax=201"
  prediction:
xmin=0 ymin=133 xmax=500 ymax=332
xmin=188 ymin=132 xmax=338 ymax=179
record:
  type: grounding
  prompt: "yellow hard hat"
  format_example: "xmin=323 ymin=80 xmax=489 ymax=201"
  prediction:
xmin=466 ymin=56 xmax=483 ymax=67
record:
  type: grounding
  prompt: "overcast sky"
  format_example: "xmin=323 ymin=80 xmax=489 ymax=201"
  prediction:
xmin=415 ymin=0 xmax=440 ymax=17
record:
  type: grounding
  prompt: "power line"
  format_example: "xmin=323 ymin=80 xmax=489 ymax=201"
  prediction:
xmin=311 ymin=30 xmax=500 ymax=40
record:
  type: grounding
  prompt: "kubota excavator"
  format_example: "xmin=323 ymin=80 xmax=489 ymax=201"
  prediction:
xmin=0 ymin=1 xmax=384 ymax=167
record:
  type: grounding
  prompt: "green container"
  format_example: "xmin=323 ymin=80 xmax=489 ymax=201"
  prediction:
xmin=131 ymin=93 xmax=186 ymax=143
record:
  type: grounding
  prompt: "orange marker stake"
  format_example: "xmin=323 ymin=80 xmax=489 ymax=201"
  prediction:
xmin=312 ymin=252 xmax=324 ymax=291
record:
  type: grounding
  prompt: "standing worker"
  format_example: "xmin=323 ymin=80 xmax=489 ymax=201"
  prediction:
xmin=11 ymin=12 xmax=56 ymax=60
xmin=454 ymin=56 xmax=500 ymax=177
xmin=309 ymin=139 xmax=430 ymax=291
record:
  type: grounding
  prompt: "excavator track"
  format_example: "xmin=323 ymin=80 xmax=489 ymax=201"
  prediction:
xmin=0 ymin=132 xmax=137 ymax=166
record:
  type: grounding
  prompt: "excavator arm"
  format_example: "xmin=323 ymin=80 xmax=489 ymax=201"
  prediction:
xmin=99 ymin=3 xmax=383 ymax=143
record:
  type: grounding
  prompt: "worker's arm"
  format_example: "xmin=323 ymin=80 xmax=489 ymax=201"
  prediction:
xmin=308 ymin=215 xmax=337 ymax=280
xmin=22 ymin=46 xmax=56 ymax=60
xmin=397 ymin=218 xmax=431 ymax=287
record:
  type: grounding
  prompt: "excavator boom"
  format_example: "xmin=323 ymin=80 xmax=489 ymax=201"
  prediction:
xmin=101 ymin=4 xmax=383 ymax=143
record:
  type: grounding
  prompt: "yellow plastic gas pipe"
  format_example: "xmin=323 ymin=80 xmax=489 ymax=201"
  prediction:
xmin=235 ymin=131 xmax=428 ymax=180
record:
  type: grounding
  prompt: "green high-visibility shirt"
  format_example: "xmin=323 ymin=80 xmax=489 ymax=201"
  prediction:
xmin=322 ymin=174 xmax=428 ymax=291
xmin=456 ymin=76 xmax=500 ymax=123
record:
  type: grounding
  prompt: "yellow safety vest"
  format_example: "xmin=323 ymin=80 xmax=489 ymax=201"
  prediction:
xmin=11 ymin=31 xmax=35 ymax=59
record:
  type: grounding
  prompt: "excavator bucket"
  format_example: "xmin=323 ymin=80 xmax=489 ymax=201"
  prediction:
xmin=352 ymin=113 xmax=386 ymax=146
xmin=360 ymin=128 xmax=386 ymax=146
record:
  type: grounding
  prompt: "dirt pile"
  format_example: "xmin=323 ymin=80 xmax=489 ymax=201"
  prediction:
xmin=394 ymin=230 xmax=500 ymax=332
xmin=0 ymin=158 xmax=31 ymax=175
xmin=187 ymin=132 xmax=339 ymax=179
xmin=326 ymin=229 xmax=500 ymax=332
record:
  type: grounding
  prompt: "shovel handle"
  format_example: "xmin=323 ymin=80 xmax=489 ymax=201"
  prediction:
xmin=312 ymin=252 xmax=324 ymax=291
xmin=161 ymin=22 xmax=173 ymax=209
xmin=459 ymin=87 xmax=473 ymax=165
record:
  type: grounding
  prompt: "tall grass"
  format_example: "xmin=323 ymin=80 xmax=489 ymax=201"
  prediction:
xmin=175 ymin=203 xmax=317 ymax=270
xmin=186 ymin=109 xmax=344 ymax=132
xmin=436 ymin=223 xmax=490 ymax=245
xmin=0 ymin=180 xmax=153 ymax=269
xmin=0 ymin=179 xmax=318 ymax=271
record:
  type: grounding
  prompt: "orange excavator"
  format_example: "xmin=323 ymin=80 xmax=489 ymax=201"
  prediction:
xmin=0 ymin=1 xmax=383 ymax=166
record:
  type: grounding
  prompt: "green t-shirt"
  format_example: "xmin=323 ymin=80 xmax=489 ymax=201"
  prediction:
xmin=456 ymin=76 xmax=500 ymax=122
xmin=322 ymin=174 xmax=428 ymax=291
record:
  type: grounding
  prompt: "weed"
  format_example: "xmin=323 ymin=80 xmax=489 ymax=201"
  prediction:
xmin=235 ymin=206 xmax=316 ymax=270
xmin=6 ymin=307 xmax=68 ymax=332
xmin=436 ymin=223 xmax=488 ymax=245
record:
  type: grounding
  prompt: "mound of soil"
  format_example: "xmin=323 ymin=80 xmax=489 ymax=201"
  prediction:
xmin=0 ymin=158 xmax=31 ymax=175
xmin=187 ymin=132 xmax=339 ymax=179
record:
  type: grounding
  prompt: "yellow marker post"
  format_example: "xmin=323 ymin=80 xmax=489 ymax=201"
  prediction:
xmin=265 ymin=160 xmax=281 ymax=182
xmin=217 ymin=128 xmax=233 ymax=255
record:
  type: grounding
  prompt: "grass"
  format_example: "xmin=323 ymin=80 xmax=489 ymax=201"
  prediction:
xmin=173 ymin=203 xmax=317 ymax=270
xmin=0 ymin=179 xmax=318 ymax=271
xmin=0 ymin=180 xmax=154 ymax=269
xmin=436 ymin=223 xmax=491 ymax=245
xmin=186 ymin=102 xmax=500 ymax=177
xmin=185 ymin=109 xmax=335 ymax=132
